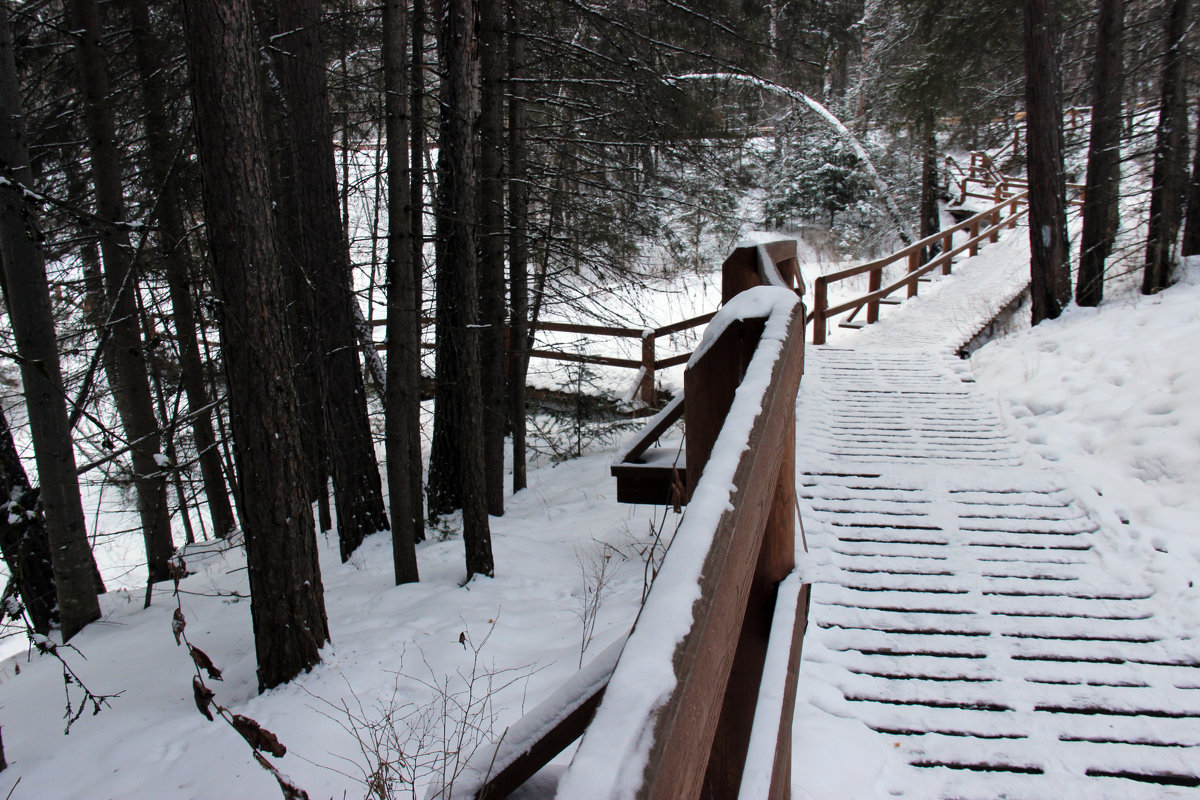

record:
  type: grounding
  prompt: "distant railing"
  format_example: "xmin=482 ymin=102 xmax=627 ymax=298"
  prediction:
xmin=439 ymin=238 xmax=809 ymax=800
xmin=808 ymin=188 xmax=1030 ymax=344
xmin=370 ymin=313 xmax=715 ymax=408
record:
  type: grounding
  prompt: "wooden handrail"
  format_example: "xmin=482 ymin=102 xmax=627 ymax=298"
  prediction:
xmin=566 ymin=292 xmax=806 ymax=799
xmin=809 ymin=189 xmax=1029 ymax=344
xmin=451 ymin=241 xmax=809 ymax=800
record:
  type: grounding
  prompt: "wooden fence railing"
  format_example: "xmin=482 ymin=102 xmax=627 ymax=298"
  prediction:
xmin=808 ymin=188 xmax=1030 ymax=344
xmin=437 ymin=237 xmax=809 ymax=800
xmin=370 ymin=313 xmax=715 ymax=408
xmin=960 ymin=151 xmax=1086 ymax=205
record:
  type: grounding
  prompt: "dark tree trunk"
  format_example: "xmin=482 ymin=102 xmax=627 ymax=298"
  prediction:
xmin=1183 ymin=94 xmax=1200 ymax=257
xmin=384 ymin=0 xmax=421 ymax=585
xmin=918 ymin=113 xmax=941 ymax=264
xmin=0 ymin=3 xmax=101 ymax=639
xmin=478 ymin=0 xmax=506 ymax=517
xmin=1024 ymin=0 xmax=1070 ymax=324
xmin=428 ymin=0 xmax=494 ymax=579
xmin=68 ymin=0 xmax=176 ymax=584
xmin=125 ymin=0 xmax=236 ymax=537
xmin=1143 ymin=0 xmax=1190 ymax=293
xmin=258 ymin=0 xmax=390 ymax=560
xmin=180 ymin=0 xmax=330 ymax=691
xmin=253 ymin=2 xmax=330 ymax=527
xmin=507 ymin=0 xmax=530 ymax=495
xmin=0 ymin=408 xmax=59 ymax=636
xmin=410 ymin=0 xmax=427 ymax=544
xmin=1076 ymin=0 xmax=1124 ymax=306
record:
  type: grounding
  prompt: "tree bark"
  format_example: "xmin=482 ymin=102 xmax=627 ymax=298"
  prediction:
xmin=68 ymin=0 xmax=176 ymax=583
xmin=253 ymin=1 xmax=331 ymax=531
xmin=1024 ymin=0 xmax=1070 ymax=324
xmin=384 ymin=0 xmax=421 ymax=585
xmin=180 ymin=0 xmax=330 ymax=691
xmin=1076 ymin=0 xmax=1124 ymax=306
xmin=1183 ymin=94 xmax=1200 ymax=257
xmin=1143 ymin=0 xmax=1190 ymax=293
xmin=258 ymin=0 xmax=390 ymax=560
xmin=410 ymin=0 xmax=427 ymax=544
xmin=0 ymin=408 xmax=59 ymax=637
xmin=918 ymin=113 xmax=941 ymax=264
xmin=478 ymin=0 xmax=507 ymax=517
xmin=124 ymin=0 xmax=236 ymax=537
xmin=428 ymin=0 xmax=494 ymax=579
xmin=0 ymin=3 xmax=101 ymax=639
xmin=507 ymin=0 xmax=530 ymax=495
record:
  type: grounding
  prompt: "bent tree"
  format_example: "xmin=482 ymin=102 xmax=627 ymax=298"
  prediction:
xmin=180 ymin=0 xmax=330 ymax=690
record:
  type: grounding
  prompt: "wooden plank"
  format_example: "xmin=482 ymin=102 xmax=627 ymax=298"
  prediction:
xmin=459 ymin=637 xmax=627 ymax=800
xmin=654 ymin=352 xmax=691 ymax=370
xmin=655 ymin=312 xmax=717 ymax=338
xmin=526 ymin=349 xmax=642 ymax=370
xmin=534 ymin=320 xmax=645 ymax=338
xmin=685 ymin=317 xmax=766 ymax=502
xmin=614 ymin=393 xmax=685 ymax=464
xmin=737 ymin=578 xmax=811 ymax=800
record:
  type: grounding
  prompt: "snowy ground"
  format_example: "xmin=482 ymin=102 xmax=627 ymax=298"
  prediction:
xmin=0 ymin=446 xmax=666 ymax=799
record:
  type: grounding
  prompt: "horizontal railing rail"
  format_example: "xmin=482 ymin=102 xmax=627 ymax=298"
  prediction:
xmin=808 ymin=188 xmax=1029 ymax=344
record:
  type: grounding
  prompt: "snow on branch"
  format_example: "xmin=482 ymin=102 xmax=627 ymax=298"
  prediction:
xmin=666 ymin=72 xmax=915 ymax=245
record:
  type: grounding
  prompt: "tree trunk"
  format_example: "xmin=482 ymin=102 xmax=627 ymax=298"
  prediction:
xmin=428 ymin=0 xmax=494 ymax=579
xmin=0 ymin=408 xmax=59 ymax=636
xmin=384 ymin=0 xmax=421 ymax=585
xmin=253 ymin=2 xmax=330 ymax=527
xmin=1143 ymin=0 xmax=1190 ymax=293
xmin=1024 ymin=0 xmax=1070 ymax=324
xmin=125 ymin=0 xmax=236 ymax=537
xmin=478 ymin=0 xmax=506 ymax=517
xmin=1076 ymin=0 xmax=1124 ymax=306
xmin=68 ymin=0 xmax=176 ymax=584
xmin=180 ymin=0 xmax=331 ymax=691
xmin=918 ymin=113 xmax=941 ymax=264
xmin=1183 ymin=94 xmax=1200 ymax=257
xmin=0 ymin=3 xmax=102 ymax=639
xmin=410 ymin=0 xmax=427 ymax=544
xmin=507 ymin=0 xmax=530 ymax=495
xmin=258 ymin=0 xmax=390 ymax=560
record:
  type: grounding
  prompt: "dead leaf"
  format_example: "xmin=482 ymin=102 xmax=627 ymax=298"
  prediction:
xmin=172 ymin=608 xmax=186 ymax=645
xmin=232 ymin=714 xmax=287 ymax=757
xmin=192 ymin=676 xmax=215 ymax=721
xmin=189 ymin=644 xmax=223 ymax=681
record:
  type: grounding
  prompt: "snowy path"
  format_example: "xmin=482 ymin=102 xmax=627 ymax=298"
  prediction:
xmin=791 ymin=235 xmax=1200 ymax=798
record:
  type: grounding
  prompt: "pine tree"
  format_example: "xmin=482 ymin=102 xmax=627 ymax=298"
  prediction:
xmin=180 ymin=0 xmax=331 ymax=690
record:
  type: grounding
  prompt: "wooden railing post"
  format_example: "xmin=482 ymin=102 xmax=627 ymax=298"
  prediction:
xmin=941 ymin=231 xmax=953 ymax=275
xmin=812 ymin=277 xmax=827 ymax=345
xmin=969 ymin=218 xmax=980 ymax=256
xmin=640 ymin=330 xmax=656 ymax=407
xmin=990 ymin=209 xmax=1000 ymax=242
xmin=866 ymin=267 xmax=882 ymax=323
xmin=907 ymin=250 xmax=919 ymax=298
